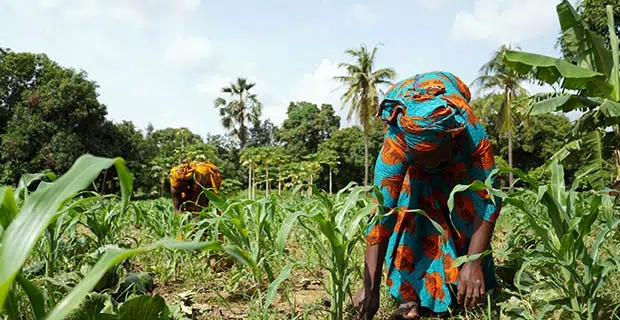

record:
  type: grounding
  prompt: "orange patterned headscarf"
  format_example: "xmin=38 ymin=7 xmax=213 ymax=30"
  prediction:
xmin=377 ymin=71 xmax=471 ymax=151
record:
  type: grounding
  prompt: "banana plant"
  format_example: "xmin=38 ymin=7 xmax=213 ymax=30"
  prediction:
xmin=503 ymin=1 xmax=620 ymax=189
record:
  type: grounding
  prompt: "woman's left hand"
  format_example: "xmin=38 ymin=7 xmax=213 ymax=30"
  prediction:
xmin=457 ymin=261 xmax=485 ymax=308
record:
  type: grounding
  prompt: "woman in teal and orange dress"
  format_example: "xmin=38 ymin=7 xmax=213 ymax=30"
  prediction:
xmin=355 ymin=71 xmax=502 ymax=319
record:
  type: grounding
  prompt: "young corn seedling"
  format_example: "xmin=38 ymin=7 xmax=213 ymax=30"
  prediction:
xmin=276 ymin=182 xmax=383 ymax=320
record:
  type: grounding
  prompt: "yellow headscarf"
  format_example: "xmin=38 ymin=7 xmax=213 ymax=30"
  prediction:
xmin=169 ymin=161 xmax=222 ymax=193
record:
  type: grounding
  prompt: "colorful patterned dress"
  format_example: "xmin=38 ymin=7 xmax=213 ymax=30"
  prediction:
xmin=365 ymin=71 xmax=502 ymax=313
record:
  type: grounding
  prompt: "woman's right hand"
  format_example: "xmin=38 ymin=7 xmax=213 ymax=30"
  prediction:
xmin=357 ymin=241 xmax=388 ymax=320
xmin=357 ymin=285 xmax=380 ymax=320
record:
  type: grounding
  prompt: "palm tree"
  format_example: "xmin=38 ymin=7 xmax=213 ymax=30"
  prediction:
xmin=334 ymin=44 xmax=396 ymax=185
xmin=214 ymin=78 xmax=262 ymax=149
xmin=472 ymin=44 xmax=530 ymax=186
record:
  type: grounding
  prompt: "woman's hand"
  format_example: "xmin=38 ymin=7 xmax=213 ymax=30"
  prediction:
xmin=357 ymin=285 xmax=380 ymax=320
xmin=356 ymin=241 xmax=387 ymax=320
xmin=459 ymin=213 xmax=495 ymax=309
xmin=457 ymin=261 xmax=485 ymax=308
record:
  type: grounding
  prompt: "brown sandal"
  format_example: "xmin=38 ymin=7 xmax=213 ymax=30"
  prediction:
xmin=394 ymin=301 xmax=420 ymax=319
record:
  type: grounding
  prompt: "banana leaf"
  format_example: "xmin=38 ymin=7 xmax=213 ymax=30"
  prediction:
xmin=503 ymin=50 xmax=612 ymax=98
xmin=556 ymin=0 xmax=614 ymax=76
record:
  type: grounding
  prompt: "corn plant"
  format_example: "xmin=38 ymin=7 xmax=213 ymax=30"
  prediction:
xmin=276 ymin=182 xmax=382 ymax=320
xmin=76 ymin=192 xmax=137 ymax=248
xmin=137 ymin=198 xmax=194 ymax=241
xmin=492 ymin=161 xmax=620 ymax=319
xmin=203 ymin=189 xmax=285 ymax=286
xmin=136 ymin=199 xmax=197 ymax=282
xmin=0 ymin=154 xmax=255 ymax=319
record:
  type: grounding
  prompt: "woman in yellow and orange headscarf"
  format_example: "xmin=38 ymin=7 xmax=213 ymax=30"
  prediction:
xmin=169 ymin=161 xmax=223 ymax=214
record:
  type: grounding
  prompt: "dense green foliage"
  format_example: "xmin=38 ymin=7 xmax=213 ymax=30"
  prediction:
xmin=0 ymin=46 xmax=585 ymax=195
xmin=0 ymin=1 xmax=619 ymax=319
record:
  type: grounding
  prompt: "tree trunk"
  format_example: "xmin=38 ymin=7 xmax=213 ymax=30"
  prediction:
xmin=614 ymin=149 xmax=620 ymax=184
xmin=329 ymin=168 xmax=333 ymax=194
xmin=364 ymin=133 xmax=369 ymax=186
xmin=101 ymin=168 xmax=108 ymax=195
xmin=265 ymin=163 xmax=269 ymax=196
xmin=507 ymin=131 xmax=514 ymax=187
xmin=252 ymin=170 xmax=256 ymax=200
xmin=506 ymin=89 xmax=514 ymax=187
xmin=248 ymin=165 xmax=252 ymax=199
xmin=278 ymin=179 xmax=282 ymax=196
xmin=308 ymin=175 xmax=313 ymax=197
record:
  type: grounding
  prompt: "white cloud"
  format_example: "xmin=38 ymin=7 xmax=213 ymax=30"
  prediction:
xmin=349 ymin=3 xmax=377 ymax=24
xmin=413 ymin=0 xmax=446 ymax=11
xmin=285 ymin=58 xmax=359 ymax=127
xmin=451 ymin=0 xmax=558 ymax=44
xmin=163 ymin=35 xmax=212 ymax=67
xmin=288 ymin=59 xmax=341 ymax=105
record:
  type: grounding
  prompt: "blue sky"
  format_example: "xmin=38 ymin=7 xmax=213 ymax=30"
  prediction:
xmin=0 ymin=0 xmax=570 ymax=138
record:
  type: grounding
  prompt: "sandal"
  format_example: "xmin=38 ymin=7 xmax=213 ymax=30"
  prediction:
xmin=394 ymin=301 xmax=420 ymax=319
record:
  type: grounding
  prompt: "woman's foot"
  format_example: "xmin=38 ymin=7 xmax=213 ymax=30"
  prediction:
xmin=394 ymin=301 xmax=420 ymax=319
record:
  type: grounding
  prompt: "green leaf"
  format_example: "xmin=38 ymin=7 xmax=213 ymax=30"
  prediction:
xmin=310 ymin=213 xmax=345 ymax=269
xmin=494 ymin=167 xmax=539 ymax=189
xmin=574 ymin=130 xmax=605 ymax=190
xmin=544 ymin=139 xmax=582 ymax=170
xmin=503 ymin=50 xmax=612 ymax=97
xmin=540 ymin=174 xmax=570 ymax=241
xmin=556 ymin=0 xmax=614 ymax=77
xmin=558 ymin=232 xmax=575 ymax=266
xmin=345 ymin=202 xmax=377 ymax=240
xmin=202 ymin=188 xmax=228 ymax=212
xmin=0 ymin=154 xmax=133 ymax=309
xmin=590 ymin=226 xmax=610 ymax=263
xmin=45 ymin=239 xmax=237 ymax=320
xmin=4 ymin=289 xmax=20 ymax=320
xmin=606 ymin=4 xmax=620 ymax=100
xmin=65 ymin=292 xmax=115 ymax=320
xmin=0 ymin=187 xmax=17 ymax=229
xmin=15 ymin=173 xmax=48 ymax=201
xmin=578 ymin=194 xmax=600 ymax=238
xmin=276 ymin=211 xmax=307 ymax=253
xmin=504 ymin=197 xmax=558 ymax=254
xmin=599 ymin=100 xmax=620 ymax=117
xmin=335 ymin=185 xmax=371 ymax=229
xmin=263 ymin=263 xmax=295 ymax=318
xmin=528 ymin=95 xmax=600 ymax=115
xmin=550 ymin=160 xmax=567 ymax=208
xmin=117 ymin=295 xmax=169 ymax=320
xmin=221 ymin=245 xmax=260 ymax=278
xmin=453 ymin=250 xmax=492 ymax=267
xmin=447 ymin=180 xmax=488 ymax=213
xmin=16 ymin=273 xmax=46 ymax=320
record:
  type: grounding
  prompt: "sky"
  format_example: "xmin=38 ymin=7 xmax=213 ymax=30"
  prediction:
xmin=0 ymin=0 xmax=573 ymax=139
